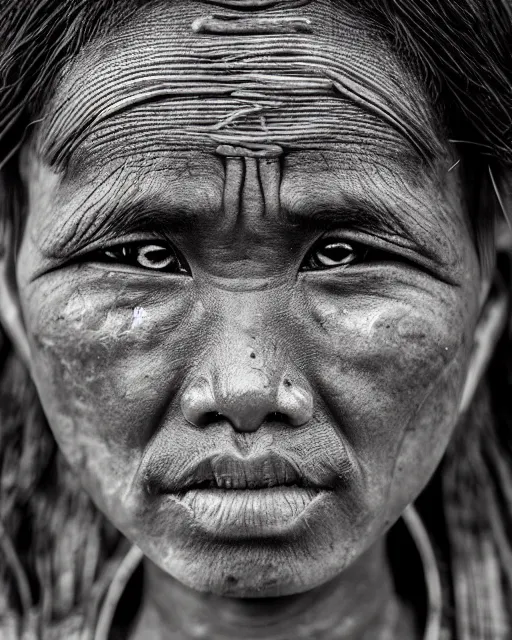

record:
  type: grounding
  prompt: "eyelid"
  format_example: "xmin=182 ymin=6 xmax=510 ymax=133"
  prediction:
xmin=98 ymin=239 xmax=190 ymax=273
xmin=304 ymin=230 xmax=457 ymax=284
xmin=43 ymin=231 xmax=191 ymax=278
xmin=75 ymin=261 xmax=188 ymax=279
xmin=51 ymin=231 xmax=176 ymax=262
xmin=320 ymin=229 xmax=428 ymax=262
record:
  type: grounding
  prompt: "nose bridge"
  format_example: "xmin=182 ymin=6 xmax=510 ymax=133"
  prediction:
xmin=212 ymin=295 xmax=283 ymax=429
xmin=181 ymin=291 xmax=313 ymax=432
xmin=216 ymin=313 xmax=276 ymax=389
xmin=210 ymin=286 xmax=279 ymax=348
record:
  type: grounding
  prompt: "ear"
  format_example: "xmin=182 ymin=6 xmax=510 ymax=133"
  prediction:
xmin=459 ymin=271 xmax=508 ymax=413
xmin=0 ymin=181 xmax=31 ymax=367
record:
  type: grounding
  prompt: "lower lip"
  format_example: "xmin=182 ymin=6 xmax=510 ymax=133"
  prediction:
xmin=167 ymin=486 xmax=328 ymax=539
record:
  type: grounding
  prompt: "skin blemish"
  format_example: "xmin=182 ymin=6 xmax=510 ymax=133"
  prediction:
xmin=131 ymin=306 xmax=147 ymax=329
xmin=63 ymin=298 xmax=87 ymax=324
xmin=246 ymin=346 xmax=257 ymax=359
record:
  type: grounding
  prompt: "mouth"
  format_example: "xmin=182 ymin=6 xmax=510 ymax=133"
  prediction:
xmin=185 ymin=455 xmax=320 ymax=491
xmin=171 ymin=485 xmax=327 ymax=539
xmin=175 ymin=453 xmax=323 ymax=492
xmin=149 ymin=453 xmax=332 ymax=539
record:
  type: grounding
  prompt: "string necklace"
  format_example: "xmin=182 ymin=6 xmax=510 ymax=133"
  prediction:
xmin=94 ymin=504 xmax=442 ymax=640
xmin=402 ymin=504 xmax=442 ymax=640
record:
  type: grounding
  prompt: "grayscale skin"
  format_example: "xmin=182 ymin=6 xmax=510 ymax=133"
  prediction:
xmin=6 ymin=0 xmax=488 ymax=637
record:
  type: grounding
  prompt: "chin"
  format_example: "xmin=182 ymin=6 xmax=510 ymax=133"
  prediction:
xmin=174 ymin=564 xmax=329 ymax=599
xmin=145 ymin=532 xmax=355 ymax=598
xmin=116 ymin=486 xmax=371 ymax=598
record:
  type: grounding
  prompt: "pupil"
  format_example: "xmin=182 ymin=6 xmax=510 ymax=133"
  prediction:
xmin=145 ymin=249 xmax=167 ymax=262
xmin=136 ymin=244 xmax=175 ymax=269
xmin=324 ymin=245 xmax=349 ymax=260
xmin=319 ymin=243 xmax=354 ymax=264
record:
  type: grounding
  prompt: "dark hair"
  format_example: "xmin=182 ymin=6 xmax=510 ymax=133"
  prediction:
xmin=0 ymin=1 xmax=511 ymax=637
xmin=368 ymin=0 xmax=512 ymax=165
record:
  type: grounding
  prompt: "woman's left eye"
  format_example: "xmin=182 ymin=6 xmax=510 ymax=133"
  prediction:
xmin=98 ymin=242 xmax=189 ymax=274
xmin=301 ymin=240 xmax=365 ymax=271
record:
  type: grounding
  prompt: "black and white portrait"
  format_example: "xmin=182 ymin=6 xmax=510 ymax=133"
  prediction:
xmin=0 ymin=1 xmax=511 ymax=638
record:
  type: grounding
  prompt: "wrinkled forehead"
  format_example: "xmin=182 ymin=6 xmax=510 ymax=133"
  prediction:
xmin=35 ymin=0 xmax=443 ymax=173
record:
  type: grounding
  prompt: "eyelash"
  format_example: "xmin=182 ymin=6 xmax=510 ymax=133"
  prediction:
xmin=92 ymin=242 xmax=190 ymax=274
xmin=301 ymin=239 xmax=369 ymax=271
xmin=88 ymin=238 xmax=388 ymax=274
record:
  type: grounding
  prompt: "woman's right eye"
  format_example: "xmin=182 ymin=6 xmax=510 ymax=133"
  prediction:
xmin=94 ymin=242 xmax=190 ymax=274
xmin=301 ymin=239 xmax=366 ymax=271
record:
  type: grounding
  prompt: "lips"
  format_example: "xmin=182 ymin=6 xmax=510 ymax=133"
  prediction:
xmin=150 ymin=451 xmax=328 ymax=494
xmin=143 ymin=446 xmax=343 ymax=538
xmin=172 ymin=485 xmax=326 ymax=538
xmin=163 ymin=455 xmax=329 ymax=539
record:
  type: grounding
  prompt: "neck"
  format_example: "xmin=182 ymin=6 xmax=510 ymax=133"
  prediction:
xmin=130 ymin=537 xmax=418 ymax=640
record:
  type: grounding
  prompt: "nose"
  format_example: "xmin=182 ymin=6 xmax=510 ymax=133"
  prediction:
xmin=181 ymin=368 xmax=313 ymax=433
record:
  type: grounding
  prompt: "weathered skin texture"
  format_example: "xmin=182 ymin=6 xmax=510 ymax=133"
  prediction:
xmin=13 ymin=0 xmax=485 ymax=636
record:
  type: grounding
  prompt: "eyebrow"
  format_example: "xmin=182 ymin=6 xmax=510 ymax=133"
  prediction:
xmin=283 ymin=184 xmax=418 ymax=244
xmin=42 ymin=197 xmax=205 ymax=261
xmin=280 ymin=154 xmax=462 ymax=265
xmin=44 ymin=148 xmax=436 ymax=263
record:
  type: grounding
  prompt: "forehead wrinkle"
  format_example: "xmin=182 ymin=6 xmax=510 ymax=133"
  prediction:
xmin=61 ymin=103 xmax=421 ymax=181
xmin=34 ymin=0 xmax=442 ymax=170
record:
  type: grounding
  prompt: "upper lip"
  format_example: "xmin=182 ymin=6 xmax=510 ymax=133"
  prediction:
xmin=152 ymin=452 xmax=328 ymax=493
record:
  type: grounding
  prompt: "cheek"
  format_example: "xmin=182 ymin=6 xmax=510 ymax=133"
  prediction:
xmin=300 ymin=272 xmax=477 ymax=520
xmin=19 ymin=270 xmax=197 ymax=515
xmin=363 ymin=306 xmax=469 ymax=516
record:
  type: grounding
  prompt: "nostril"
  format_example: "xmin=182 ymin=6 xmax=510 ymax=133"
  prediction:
xmin=276 ymin=375 xmax=314 ymax=427
xmin=196 ymin=411 xmax=224 ymax=427
xmin=266 ymin=411 xmax=291 ymax=425
xmin=181 ymin=370 xmax=313 ymax=432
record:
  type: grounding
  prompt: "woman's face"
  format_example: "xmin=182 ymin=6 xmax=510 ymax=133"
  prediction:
xmin=16 ymin=0 xmax=482 ymax=597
